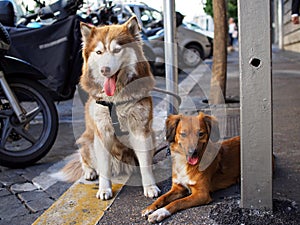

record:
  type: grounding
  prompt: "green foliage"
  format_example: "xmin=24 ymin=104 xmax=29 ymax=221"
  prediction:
xmin=204 ymin=0 xmax=214 ymax=17
xmin=227 ymin=0 xmax=238 ymax=20
xmin=204 ymin=0 xmax=238 ymax=20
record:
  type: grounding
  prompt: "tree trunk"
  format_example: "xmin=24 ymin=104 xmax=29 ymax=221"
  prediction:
xmin=209 ymin=0 xmax=227 ymax=104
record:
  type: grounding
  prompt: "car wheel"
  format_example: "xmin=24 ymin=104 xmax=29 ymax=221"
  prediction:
xmin=182 ymin=44 xmax=204 ymax=67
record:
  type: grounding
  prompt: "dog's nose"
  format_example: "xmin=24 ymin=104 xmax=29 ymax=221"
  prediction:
xmin=188 ymin=149 xmax=196 ymax=156
xmin=101 ymin=67 xmax=111 ymax=74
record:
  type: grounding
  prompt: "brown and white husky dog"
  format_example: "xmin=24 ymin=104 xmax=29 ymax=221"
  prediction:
xmin=59 ymin=16 xmax=160 ymax=200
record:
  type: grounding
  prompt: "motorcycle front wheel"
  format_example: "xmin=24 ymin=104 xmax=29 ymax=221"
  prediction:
xmin=0 ymin=78 xmax=58 ymax=168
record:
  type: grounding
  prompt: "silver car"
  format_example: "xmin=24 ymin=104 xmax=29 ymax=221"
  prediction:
xmin=126 ymin=3 xmax=213 ymax=68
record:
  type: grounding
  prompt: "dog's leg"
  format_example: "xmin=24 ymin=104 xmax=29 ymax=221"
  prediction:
xmin=129 ymin=133 xmax=160 ymax=198
xmin=79 ymin=145 xmax=97 ymax=181
xmin=142 ymin=183 xmax=189 ymax=218
xmin=82 ymin=163 xmax=97 ymax=181
xmin=94 ymin=134 xmax=113 ymax=200
xmin=147 ymin=188 xmax=212 ymax=223
xmin=77 ymin=130 xmax=98 ymax=181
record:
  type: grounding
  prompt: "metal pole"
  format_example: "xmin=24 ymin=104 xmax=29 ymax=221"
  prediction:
xmin=163 ymin=0 xmax=179 ymax=114
xmin=277 ymin=0 xmax=284 ymax=49
xmin=238 ymin=0 xmax=273 ymax=210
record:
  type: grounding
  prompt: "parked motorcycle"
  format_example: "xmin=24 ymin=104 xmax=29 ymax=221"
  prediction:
xmin=79 ymin=0 xmax=120 ymax=26
xmin=0 ymin=0 xmax=83 ymax=167
xmin=0 ymin=22 xmax=58 ymax=168
xmin=5 ymin=0 xmax=83 ymax=101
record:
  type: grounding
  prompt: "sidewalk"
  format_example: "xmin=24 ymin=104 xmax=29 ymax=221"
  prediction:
xmin=96 ymin=49 xmax=300 ymax=224
xmin=1 ymin=47 xmax=300 ymax=224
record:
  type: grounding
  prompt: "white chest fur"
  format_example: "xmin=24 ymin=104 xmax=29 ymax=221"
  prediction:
xmin=172 ymin=153 xmax=196 ymax=192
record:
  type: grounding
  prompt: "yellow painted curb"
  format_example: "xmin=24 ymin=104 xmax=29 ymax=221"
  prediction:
xmin=32 ymin=182 xmax=124 ymax=225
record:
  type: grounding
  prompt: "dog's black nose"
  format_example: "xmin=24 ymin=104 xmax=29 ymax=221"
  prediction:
xmin=188 ymin=149 xmax=196 ymax=156
xmin=101 ymin=67 xmax=111 ymax=74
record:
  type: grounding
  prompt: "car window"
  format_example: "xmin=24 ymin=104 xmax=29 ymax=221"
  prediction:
xmin=140 ymin=7 xmax=162 ymax=28
xmin=152 ymin=10 xmax=162 ymax=22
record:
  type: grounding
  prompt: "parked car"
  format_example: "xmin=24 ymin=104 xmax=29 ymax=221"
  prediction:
xmin=182 ymin=21 xmax=214 ymax=39
xmin=126 ymin=2 xmax=213 ymax=68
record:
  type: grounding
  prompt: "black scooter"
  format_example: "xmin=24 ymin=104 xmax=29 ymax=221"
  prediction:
xmin=0 ymin=23 xmax=58 ymax=168
xmin=0 ymin=0 xmax=83 ymax=167
xmin=4 ymin=0 xmax=83 ymax=101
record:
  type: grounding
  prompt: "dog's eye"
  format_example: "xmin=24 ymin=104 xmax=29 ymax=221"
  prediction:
xmin=197 ymin=131 xmax=205 ymax=137
xmin=96 ymin=50 xmax=102 ymax=55
xmin=113 ymin=48 xmax=121 ymax=54
xmin=180 ymin=132 xmax=187 ymax=138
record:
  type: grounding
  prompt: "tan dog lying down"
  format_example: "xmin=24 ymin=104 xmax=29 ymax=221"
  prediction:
xmin=142 ymin=112 xmax=240 ymax=223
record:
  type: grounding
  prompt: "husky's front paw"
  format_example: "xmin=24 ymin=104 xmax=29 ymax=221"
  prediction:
xmin=144 ymin=185 xmax=160 ymax=198
xmin=97 ymin=178 xmax=112 ymax=200
xmin=147 ymin=208 xmax=171 ymax=223
xmin=83 ymin=167 xmax=97 ymax=180
xmin=96 ymin=188 xmax=113 ymax=200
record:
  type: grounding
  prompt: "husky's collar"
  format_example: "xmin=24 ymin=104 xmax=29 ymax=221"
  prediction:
xmin=96 ymin=100 xmax=129 ymax=137
xmin=96 ymin=97 xmax=148 ymax=136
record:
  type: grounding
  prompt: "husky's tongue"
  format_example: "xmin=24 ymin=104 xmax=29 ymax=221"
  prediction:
xmin=103 ymin=75 xmax=116 ymax=96
xmin=187 ymin=156 xmax=199 ymax=166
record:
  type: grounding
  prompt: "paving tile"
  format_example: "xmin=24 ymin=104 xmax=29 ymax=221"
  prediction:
xmin=0 ymin=211 xmax=42 ymax=225
xmin=10 ymin=182 xmax=38 ymax=194
xmin=18 ymin=190 xmax=54 ymax=213
xmin=0 ymin=172 xmax=26 ymax=187
xmin=18 ymin=190 xmax=51 ymax=203
xmin=0 ymin=195 xmax=28 ymax=221
xmin=44 ymin=181 xmax=72 ymax=200
xmin=22 ymin=163 xmax=52 ymax=181
xmin=32 ymin=172 xmax=58 ymax=191
xmin=0 ymin=187 xmax=10 ymax=197
xmin=25 ymin=197 xmax=55 ymax=213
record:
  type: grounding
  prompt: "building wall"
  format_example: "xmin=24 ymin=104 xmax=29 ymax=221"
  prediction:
xmin=283 ymin=0 xmax=300 ymax=52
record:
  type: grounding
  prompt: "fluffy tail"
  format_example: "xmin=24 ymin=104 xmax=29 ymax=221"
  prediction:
xmin=52 ymin=153 xmax=83 ymax=182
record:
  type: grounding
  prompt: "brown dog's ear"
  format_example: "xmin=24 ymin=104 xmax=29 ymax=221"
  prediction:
xmin=202 ymin=114 xmax=220 ymax=142
xmin=166 ymin=114 xmax=181 ymax=143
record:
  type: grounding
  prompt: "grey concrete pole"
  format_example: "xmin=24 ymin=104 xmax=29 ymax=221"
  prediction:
xmin=163 ymin=0 xmax=179 ymax=114
xmin=238 ymin=0 xmax=273 ymax=210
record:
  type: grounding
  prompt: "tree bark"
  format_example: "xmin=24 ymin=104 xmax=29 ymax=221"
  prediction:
xmin=209 ymin=0 xmax=228 ymax=104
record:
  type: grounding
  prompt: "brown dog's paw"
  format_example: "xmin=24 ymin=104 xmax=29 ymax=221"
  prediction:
xmin=147 ymin=208 xmax=171 ymax=223
xmin=141 ymin=207 xmax=154 ymax=218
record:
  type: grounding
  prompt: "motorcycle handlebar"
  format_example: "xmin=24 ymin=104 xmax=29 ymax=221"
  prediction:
xmin=38 ymin=0 xmax=83 ymax=21
xmin=38 ymin=6 xmax=54 ymax=20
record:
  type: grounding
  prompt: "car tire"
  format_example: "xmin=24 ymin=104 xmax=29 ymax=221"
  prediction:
xmin=182 ymin=44 xmax=204 ymax=68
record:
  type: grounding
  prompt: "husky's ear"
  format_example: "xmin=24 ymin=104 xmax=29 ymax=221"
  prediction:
xmin=166 ymin=114 xmax=181 ymax=143
xmin=125 ymin=16 xmax=141 ymax=39
xmin=202 ymin=113 xmax=220 ymax=143
xmin=80 ymin=22 xmax=93 ymax=43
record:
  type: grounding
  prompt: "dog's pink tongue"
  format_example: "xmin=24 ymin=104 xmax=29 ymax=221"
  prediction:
xmin=103 ymin=75 xmax=116 ymax=96
xmin=188 ymin=156 xmax=199 ymax=165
